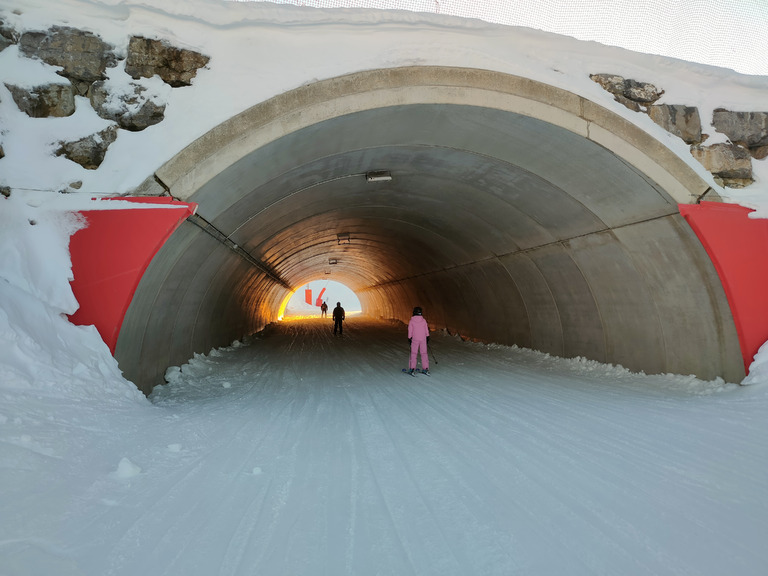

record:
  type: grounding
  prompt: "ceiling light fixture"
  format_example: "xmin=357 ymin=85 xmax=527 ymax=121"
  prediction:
xmin=366 ymin=170 xmax=392 ymax=182
xmin=337 ymin=233 xmax=350 ymax=244
xmin=329 ymin=258 xmax=338 ymax=265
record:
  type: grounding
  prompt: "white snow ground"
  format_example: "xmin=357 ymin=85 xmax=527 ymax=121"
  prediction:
xmin=3 ymin=317 xmax=768 ymax=575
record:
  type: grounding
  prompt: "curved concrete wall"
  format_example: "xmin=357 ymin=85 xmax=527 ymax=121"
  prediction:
xmin=116 ymin=67 xmax=743 ymax=393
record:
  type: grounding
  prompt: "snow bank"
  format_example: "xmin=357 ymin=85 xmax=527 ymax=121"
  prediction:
xmin=0 ymin=194 xmax=144 ymax=403
xmin=744 ymin=341 xmax=768 ymax=386
xmin=480 ymin=340 xmax=744 ymax=392
xmin=110 ymin=456 xmax=142 ymax=479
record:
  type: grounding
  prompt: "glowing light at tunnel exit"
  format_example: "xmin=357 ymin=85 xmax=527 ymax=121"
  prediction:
xmin=280 ymin=280 xmax=362 ymax=320
xmin=277 ymin=290 xmax=294 ymax=321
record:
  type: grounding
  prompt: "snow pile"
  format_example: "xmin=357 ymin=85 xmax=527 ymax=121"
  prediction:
xmin=152 ymin=340 xmax=252 ymax=405
xmin=98 ymin=60 xmax=173 ymax=117
xmin=253 ymin=0 xmax=768 ymax=76
xmin=743 ymin=341 xmax=768 ymax=386
xmin=480 ymin=340 xmax=743 ymax=393
xmin=0 ymin=194 xmax=144 ymax=402
xmin=110 ymin=456 xmax=142 ymax=479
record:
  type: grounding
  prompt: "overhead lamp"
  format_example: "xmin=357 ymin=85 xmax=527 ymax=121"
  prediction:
xmin=337 ymin=232 xmax=350 ymax=244
xmin=366 ymin=170 xmax=392 ymax=182
xmin=328 ymin=258 xmax=338 ymax=265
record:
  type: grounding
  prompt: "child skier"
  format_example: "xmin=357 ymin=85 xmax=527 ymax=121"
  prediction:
xmin=407 ymin=306 xmax=430 ymax=375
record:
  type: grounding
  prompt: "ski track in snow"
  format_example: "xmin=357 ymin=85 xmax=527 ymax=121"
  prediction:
xmin=3 ymin=318 xmax=768 ymax=575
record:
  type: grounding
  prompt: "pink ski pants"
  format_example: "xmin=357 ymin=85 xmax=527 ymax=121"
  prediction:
xmin=409 ymin=339 xmax=429 ymax=370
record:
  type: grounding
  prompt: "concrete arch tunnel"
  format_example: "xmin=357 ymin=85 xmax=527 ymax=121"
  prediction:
xmin=115 ymin=66 xmax=744 ymax=394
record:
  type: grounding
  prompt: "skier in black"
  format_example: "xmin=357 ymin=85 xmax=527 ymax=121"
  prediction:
xmin=332 ymin=302 xmax=345 ymax=335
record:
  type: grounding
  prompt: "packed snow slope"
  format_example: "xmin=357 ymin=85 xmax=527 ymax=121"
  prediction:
xmin=3 ymin=316 xmax=768 ymax=576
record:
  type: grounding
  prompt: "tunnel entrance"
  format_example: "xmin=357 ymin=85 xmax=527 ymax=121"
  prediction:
xmin=116 ymin=66 xmax=743 ymax=394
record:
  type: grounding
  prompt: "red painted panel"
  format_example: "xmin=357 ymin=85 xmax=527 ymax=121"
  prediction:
xmin=315 ymin=287 xmax=326 ymax=307
xmin=680 ymin=201 xmax=768 ymax=374
xmin=68 ymin=198 xmax=197 ymax=353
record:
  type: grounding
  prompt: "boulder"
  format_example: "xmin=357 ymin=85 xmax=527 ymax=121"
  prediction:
xmin=1 ymin=20 xmax=18 ymax=52
xmin=690 ymin=143 xmax=753 ymax=188
xmin=623 ymin=79 xmax=664 ymax=103
xmin=19 ymin=26 xmax=116 ymax=95
xmin=613 ymin=93 xmax=644 ymax=113
xmin=89 ymin=80 xmax=166 ymax=131
xmin=590 ymin=73 xmax=664 ymax=111
xmin=648 ymin=104 xmax=702 ymax=144
xmin=712 ymin=109 xmax=768 ymax=158
xmin=589 ymin=73 xmax=626 ymax=96
xmin=5 ymin=82 xmax=76 ymax=117
xmin=56 ymin=125 xmax=118 ymax=170
xmin=751 ymin=145 xmax=768 ymax=161
xmin=125 ymin=36 xmax=209 ymax=87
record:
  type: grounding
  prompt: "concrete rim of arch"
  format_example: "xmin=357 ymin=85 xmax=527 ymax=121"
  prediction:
xmin=148 ymin=66 xmax=711 ymax=204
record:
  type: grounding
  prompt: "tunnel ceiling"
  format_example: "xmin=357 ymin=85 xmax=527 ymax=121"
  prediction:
xmin=117 ymin=67 xmax=743 ymax=393
xmin=194 ymin=104 xmax=678 ymax=292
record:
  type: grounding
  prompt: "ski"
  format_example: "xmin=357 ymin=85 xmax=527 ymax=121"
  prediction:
xmin=402 ymin=368 xmax=417 ymax=377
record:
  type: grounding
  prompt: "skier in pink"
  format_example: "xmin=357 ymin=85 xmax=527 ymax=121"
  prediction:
xmin=407 ymin=306 xmax=430 ymax=375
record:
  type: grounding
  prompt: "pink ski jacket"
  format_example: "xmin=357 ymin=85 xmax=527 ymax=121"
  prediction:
xmin=408 ymin=315 xmax=429 ymax=341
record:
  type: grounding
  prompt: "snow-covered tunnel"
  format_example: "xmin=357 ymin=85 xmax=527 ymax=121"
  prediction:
xmin=115 ymin=67 xmax=744 ymax=394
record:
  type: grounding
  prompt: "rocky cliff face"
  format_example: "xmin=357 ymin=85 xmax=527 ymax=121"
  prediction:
xmin=0 ymin=17 xmax=763 ymax=193
xmin=19 ymin=26 xmax=118 ymax=95
xmin=125 ymin=36 xmax=210 ymax=88
xmin=592 ymin=73 xmax=767 ymax=189
xmin=713 ymin=109 xmax=768 ymax=160
xmin=1 ymin=23 xmax=209 ymax=171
